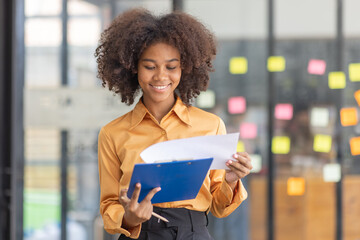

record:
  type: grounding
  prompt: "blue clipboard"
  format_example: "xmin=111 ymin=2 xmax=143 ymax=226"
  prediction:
xmin=127 ymin=158 xmax=213 ymax=204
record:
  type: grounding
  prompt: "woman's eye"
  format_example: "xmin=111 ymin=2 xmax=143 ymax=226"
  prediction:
xmin=167 ymin=66 xmax=176 ymax=70
xmin=145 ymin=66 xmax=155 ymax=70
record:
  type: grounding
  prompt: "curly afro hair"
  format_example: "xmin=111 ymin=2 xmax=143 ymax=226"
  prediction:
xmin=95 ymin=8 xmax=217 ymax=106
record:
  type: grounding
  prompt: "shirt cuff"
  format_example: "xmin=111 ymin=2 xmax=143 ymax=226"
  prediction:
xmin=221 ymin=178 xmax=248 ymax=205
xmin=231 ymin=180 xmax=248 ymax=204
xmin=118 ymin=224 xmax=142 ymax=239
xmin=218 ymin=176 xmax=235 ymax=206
xmin=102 ymin=207 xmax=142 ymax=239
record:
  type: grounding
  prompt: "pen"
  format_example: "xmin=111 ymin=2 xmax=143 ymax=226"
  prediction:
xmin=152 ymin=212 xmax=169 ymax=222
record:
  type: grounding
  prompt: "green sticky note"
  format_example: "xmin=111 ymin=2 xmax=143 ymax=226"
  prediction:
xmin=267 ymin=56 xmax=286 ymax=72
xmin=196 ymin=90 xmax=215 ymax=108
xmin=229 ymin=57 xmax=248 ymax=74
xmin=349 ymin=63 xmax=360 ymax=82
xmin=323 ymin=163 xmax=341 ymax=182
xmin=313 ymin=134 xmax=332 ymax=153
xmin=310 ymin=107 xmax=329 ymax=127
xmin=249 ymin=154 xmax=262 ymax=173
xmin=272 ymin=136 xmax=290 ymax=154
xmin=328 ymin=72 xmax=346 ymax=89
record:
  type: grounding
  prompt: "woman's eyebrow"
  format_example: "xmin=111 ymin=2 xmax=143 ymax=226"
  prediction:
xmin=141 ymin=58 xmax=179 ymax=62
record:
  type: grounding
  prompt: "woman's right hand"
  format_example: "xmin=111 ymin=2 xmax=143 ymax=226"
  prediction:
xmin=119 ymin=183 xmax=161 ymax=229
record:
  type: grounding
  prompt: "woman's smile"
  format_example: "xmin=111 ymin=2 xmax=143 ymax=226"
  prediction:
xmin=137 ymin=42 xmax=181 ymax=109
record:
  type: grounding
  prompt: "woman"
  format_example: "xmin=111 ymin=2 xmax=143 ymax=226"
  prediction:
xmin=95 ymin=8 xmax=252 ymax=240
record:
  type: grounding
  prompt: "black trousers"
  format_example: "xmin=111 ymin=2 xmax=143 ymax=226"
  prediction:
xmin=118 ymin=207 xmax=214 ymax=240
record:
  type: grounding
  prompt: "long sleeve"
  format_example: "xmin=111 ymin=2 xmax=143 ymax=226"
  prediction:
xmin=98 ymin=128 xmax=141 ymax=238
xmin=209 ymin=117 xmax=248 ymax=218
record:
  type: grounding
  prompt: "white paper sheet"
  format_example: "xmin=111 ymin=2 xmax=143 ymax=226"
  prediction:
xmin=140 ymin=133 xmax=240 ymax=170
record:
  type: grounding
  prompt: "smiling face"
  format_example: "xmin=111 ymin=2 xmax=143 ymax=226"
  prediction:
xmin=137 ymin=42 xmax=182 ymax=110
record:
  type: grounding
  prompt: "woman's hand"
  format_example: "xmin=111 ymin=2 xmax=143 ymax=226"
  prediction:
xmin=119 ymin=183 xmax=160 ymax=229
xmin=225 ymin=152 xmax=253 ymax=186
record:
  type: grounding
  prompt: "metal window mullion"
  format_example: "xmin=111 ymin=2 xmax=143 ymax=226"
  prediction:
xmin=60 ymin=0 xmax=68 ymax=240
xmin=335 ymin=0 xmax=344 ymax=240
xmin=267 ymin=0 xmax=275 ymax=240
xmin=172 ymin=0 xmax=184 ymax=12
xmin=0 ymin=0 xmax=13 ymax=239
xmin=11 ymin=0 xmax=25 ymax=239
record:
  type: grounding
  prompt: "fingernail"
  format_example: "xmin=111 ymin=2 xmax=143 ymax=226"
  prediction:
xmin=228 ymin=160 xmax=233 ymax=164
xmin=136 ymin=183 xmax=141 ymax=187
xmin=157 ymin=187 xmax=161 ymax=191
xmin=234 ymin=153 xmax=239 ymax=158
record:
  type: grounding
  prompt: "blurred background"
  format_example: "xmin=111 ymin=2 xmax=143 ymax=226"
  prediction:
xmin=1 ymin=0 xmax=360 ymax=240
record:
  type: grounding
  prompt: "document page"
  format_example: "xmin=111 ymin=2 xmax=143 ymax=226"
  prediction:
xmin=140 ymin=133 xmax=239 ymax=170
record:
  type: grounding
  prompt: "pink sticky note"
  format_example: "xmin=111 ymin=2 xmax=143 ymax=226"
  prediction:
xmin=240 ymin=123 xmax=257 ymax=139
xmin=228 ymin=97 xmax=246 ymax=114
xmin=275 ymin=103 xmax=293 ymax=120
xmin=308 ymin=59 xmax=326 ymax=75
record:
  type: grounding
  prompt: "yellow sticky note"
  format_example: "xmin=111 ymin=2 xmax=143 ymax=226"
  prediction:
xmin=267 ymin=56 xmax=286 ymax=72
xmin=229 ymin=57 xmax=248 ymax=74
xmin=349 ymin=137 xmax=360 ymax=156
xmin=349 ymin=63 xmax=360 ymax=82
xmin=340 ymin=107 xmax=358 ymax=126
xmin=328 ymin=72 xmax=346 ymax=89
xmin=313 ymin=134 xmax=332 ymax=153
xmin=237 ymin=141 xmax=245 ymax=152
xmin=272 ymin=136 xmax=290 ymax=154
xmin=287 ymin=177 xmax=305 ymax=196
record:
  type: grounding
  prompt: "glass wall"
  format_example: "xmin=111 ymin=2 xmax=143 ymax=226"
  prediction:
xmin=22 ymin=0 xmax=360 ymax=240
xmin=24 ymin=0 xmax=62 ymax=238
xmin=273 ymin=1 xmax=338 ymax=239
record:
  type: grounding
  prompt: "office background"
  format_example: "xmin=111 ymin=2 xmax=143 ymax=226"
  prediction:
xmin=1 ymin=0 xmax=360 ymax=240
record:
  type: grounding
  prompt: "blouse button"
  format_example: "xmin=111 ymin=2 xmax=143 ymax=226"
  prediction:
xmin=161 ymin=131 xmax=166 ymax=135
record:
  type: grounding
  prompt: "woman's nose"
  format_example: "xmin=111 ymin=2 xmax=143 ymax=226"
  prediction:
xmin=155 ymin=67 xmax=168 ymax=81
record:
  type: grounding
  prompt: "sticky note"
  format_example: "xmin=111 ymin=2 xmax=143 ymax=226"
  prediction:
xmin=323 ymin=163 xmax=341 ymax=182
xmin=229 ymin=57 xmax=248 ymax=74
xmin=240 ymin=123 xmax=257 ymax=139
xmin=275 ymin=103 xmax=293 ymax=120
xmin=328 ymin=72 xmax=346 ymax=89
xmin=272 ymin=136 xmax=291 ymax=154
xmin=228 ymin=97 xmax=246 ymax=114
xmin=267 ymin=56 xmax=286 ymax=72
xmin=250 ymin=154 xmax=262 ymax=173
xmin=287 ymin=177 xmax=305 ymax=196
xmin=236 ymin=141 xmax=245 ymax=152
xmin=340 ymin=107 xmax=358 ymax=126
xmin=310 ymin=107 xmax=329 ymax=127
xmin=197 ymin=90 xmax=215 ymax=109
xmin=349 ymin=137 xmax=360 ymax=155
xmin=349 ymin=63 xmax=360 ymax=82
xmin=308 ymin=59 xmax=326 ymax=75
xmin=355 ymin=90 xmax=360 ymax=107
xmin=313 ymin=134 xmax=332 ymax=153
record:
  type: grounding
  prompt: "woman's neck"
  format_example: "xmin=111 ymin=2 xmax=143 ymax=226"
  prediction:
xmin=142 ymin=95 xmax=176 ymax=123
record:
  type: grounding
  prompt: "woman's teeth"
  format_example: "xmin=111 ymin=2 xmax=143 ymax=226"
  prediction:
xmin=152 ymin=85 xmax=167 ymax=90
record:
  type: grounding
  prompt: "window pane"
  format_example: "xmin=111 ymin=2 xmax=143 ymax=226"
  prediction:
xmin=185 ymin=1 xmax=268 ymax=239
xmin=274 ymin=1 xmax=337 ymax=239
xmin=25 ymin=0 xmax=61 ymax=16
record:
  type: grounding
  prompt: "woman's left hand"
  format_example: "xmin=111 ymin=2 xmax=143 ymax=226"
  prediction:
xmin=225 ymin=152 xmax=253 ymax=184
